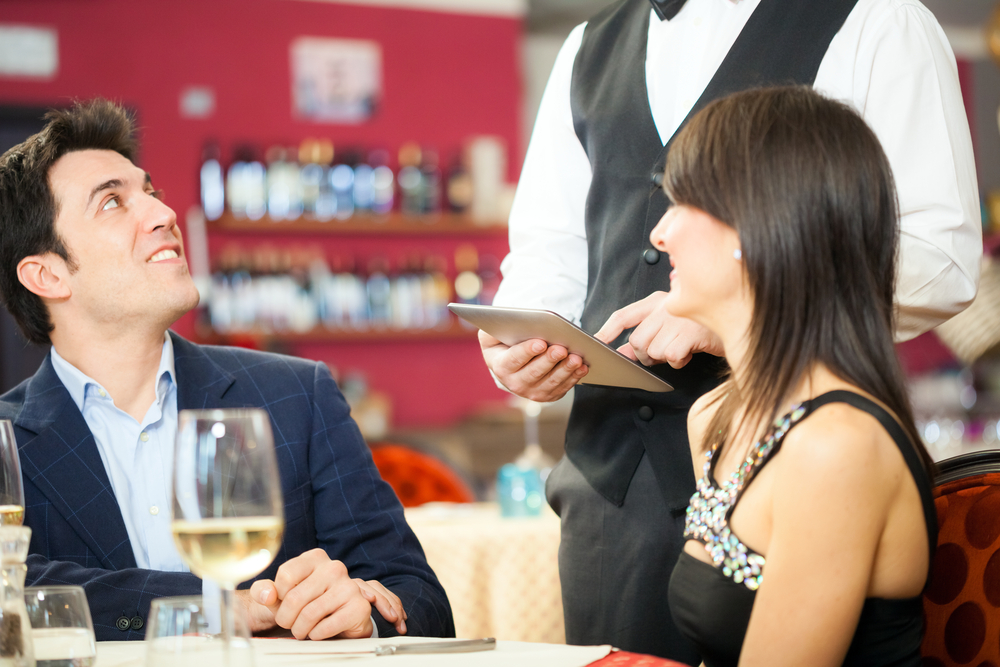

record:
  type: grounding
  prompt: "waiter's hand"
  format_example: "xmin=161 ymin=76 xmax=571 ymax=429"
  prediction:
xmin=479 ymin=330 xmax=588 ymax=402
xmin=244 ymin=549 xmax=404 ymax=639
xmin=595 ymin=292 xmax=722 ymax=369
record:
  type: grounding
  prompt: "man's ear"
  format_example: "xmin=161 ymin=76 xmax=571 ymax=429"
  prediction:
xmin=17 ymin=254 xmax=71 ymax=300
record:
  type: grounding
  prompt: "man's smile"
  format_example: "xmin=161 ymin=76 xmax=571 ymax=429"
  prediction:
xmin=148 ymin=249 xmax=179 ymax=263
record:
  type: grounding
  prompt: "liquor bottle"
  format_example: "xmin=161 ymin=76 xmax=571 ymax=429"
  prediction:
xmin=446 ymin=154 xmax=474 ymax=214
xmin=366 ymin=257 xmax=392 ymax=327
xmin=397 ymin=142 xmax=424 ymax=216
xmin=227 ymin=146 xmax=266 ymax=221
xmin=478 ymin=253 xmax=502 ymax=306
xmin=265 ymin=146 xmax=303 ymax=221
xmin=330 ymin=163 xmax=355 ymax=220
xmin=225 ymin=147 xmax=251 ymax=220
xmin=422 ymin=255 xmax=451 ymax=329
xmin=299 ymin=140 xmax=321 ymax=218
xmin=353 ymin=161 xmax=374 ymax=214
xmin=369 ymin=150 xmax=394 ymax=216
xmin=453 ymin=243 xmax=483 ymax=304
xmin=420 ymin=149 xmax=442 ymax=214
xmin=200 ymin=142 xmax=225 ymax=221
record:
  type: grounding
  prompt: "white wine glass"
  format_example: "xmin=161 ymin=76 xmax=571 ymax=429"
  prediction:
xmin=0 ymin=420 xmax=25 ymax=526
xmin=171 ymin=409 xmax=284 ymax=659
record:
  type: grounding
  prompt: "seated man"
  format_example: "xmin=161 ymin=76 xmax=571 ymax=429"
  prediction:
xmin=0 ymin=99 xmax=454 ymax=642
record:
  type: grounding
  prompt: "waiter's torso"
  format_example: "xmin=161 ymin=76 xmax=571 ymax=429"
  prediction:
xmin=565 ymin=0 xmax=858 ymax=508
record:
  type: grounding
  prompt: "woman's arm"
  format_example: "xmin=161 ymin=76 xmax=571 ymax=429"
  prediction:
xmin=738 ymin=405 xmax=904 ymax=666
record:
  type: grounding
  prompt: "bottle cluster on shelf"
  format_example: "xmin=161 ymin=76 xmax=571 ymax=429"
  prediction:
xmin=200 ymin=136 xmax=510 ymax=224
xmin=203 ymin=243 xmax=500 ymax=335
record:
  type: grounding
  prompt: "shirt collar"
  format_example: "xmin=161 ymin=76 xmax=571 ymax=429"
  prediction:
xmin=650 ymin=0 xmax=742 ymax=21
xmin=50 ymin=333 xmax=176 ymax=413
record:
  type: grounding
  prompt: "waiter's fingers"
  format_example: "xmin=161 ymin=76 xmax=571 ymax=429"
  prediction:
xmin=594 ymin=293 xmax=663 ymax=344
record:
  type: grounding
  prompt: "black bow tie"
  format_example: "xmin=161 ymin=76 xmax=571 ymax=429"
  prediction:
xmin=649 ymin=0 xmax=687 ymax=20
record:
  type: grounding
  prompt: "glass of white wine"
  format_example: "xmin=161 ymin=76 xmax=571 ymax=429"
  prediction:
xmin=171 ymin=409 xmax=284 ymax=660
xmin=0 ymin=421 xmax=25 ymax=526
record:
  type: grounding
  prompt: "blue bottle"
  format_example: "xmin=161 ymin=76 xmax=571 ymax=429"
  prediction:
xmin=497 ymin=463 xmax=544 ymax=518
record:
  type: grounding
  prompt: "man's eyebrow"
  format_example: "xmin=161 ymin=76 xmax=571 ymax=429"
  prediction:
xmin=86 ymin=179 xmax=124 ymax=210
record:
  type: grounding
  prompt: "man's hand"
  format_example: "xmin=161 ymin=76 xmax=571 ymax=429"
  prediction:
xmin=594 ymin=292 xmax=723 ymax=369
xmin=243 ymin=549 xmax=406 ymax=640
xmin=356 ymin=578 xmax=407 ymax=635
xmin=479 ymin=329 xmax=588 ymax=402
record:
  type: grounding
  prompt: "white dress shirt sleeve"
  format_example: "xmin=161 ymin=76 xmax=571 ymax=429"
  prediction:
xmin=493 ymin=23 xmax=592 ymax=325
xmin=818 ymin=1 xmax=982 ymax=341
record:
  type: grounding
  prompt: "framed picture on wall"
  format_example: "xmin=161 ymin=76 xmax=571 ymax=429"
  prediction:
xmin=290 ymin=37 xmax=381 ymax=123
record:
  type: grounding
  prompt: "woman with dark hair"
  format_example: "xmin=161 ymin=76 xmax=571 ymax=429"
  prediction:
xmin=661 ymin=86 xmax=936 ymax=667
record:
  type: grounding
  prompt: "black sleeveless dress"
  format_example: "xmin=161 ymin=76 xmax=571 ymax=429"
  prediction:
xmin=667 ymin=391 xmax=937 ymax=667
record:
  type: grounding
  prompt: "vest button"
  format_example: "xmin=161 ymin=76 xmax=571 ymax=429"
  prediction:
xmin=638 ymin=406 xmax=654 ymax=421
xmin=650 ymin=170 xmax=664 ymax=187
xmin=643 ymin=248 xmax=660 ymax=265
xmin=116 ymin=616 xmax=130 ymax=632
xmin=130 ymin=616 xmax=144 ymax=631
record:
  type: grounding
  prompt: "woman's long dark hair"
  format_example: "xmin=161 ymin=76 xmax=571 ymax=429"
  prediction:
xmin=663 ymin=85 xmax=933 ymax=473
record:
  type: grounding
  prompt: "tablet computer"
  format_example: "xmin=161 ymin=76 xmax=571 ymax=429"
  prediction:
xmin=448 ymin=303 xmax=673 ymax=393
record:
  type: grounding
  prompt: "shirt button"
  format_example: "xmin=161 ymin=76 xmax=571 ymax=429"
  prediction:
xmin=98 ymin=388 xmax=107 ymax=398
xmin=638 ymin=406 xmax=654 ymax=421
xmin=149 ymin=506 xmax=159 ymax=516
xmin=694 ymin=16 xmax=702 ymax=26
xmin=643 ymin=248 xmax=660 ymax=265
xmin=140 ymin=432 xmax=150 ymax=442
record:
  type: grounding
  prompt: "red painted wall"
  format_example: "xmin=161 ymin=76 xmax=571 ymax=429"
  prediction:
xmin=0 ymin=0 xmax=521 ymax=427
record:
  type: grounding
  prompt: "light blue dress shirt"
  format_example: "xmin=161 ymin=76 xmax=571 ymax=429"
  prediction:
xmin=50 ymin=334 xmax=187 ymax=572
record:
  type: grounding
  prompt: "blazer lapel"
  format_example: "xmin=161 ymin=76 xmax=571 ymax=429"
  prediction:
xmin=170 ymin=332 xmax=236 ymax=410
xmin=15 ymin=356 xmax=137 ymax=570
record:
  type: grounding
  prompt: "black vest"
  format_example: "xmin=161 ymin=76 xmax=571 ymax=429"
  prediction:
xmin=566 ymin=0 xmax=859 ymax=509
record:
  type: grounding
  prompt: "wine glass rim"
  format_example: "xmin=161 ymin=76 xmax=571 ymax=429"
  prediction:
xmin=25 ymin=585 xmax=88 ymax=596
xmin=178 ymin=408 xmax=268 ymax=419
xmin=150 ymin=595 xmax=205 ymax=606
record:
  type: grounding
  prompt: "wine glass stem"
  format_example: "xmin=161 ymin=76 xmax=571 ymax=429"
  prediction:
xmin=220 ymin=584 xmax=237 ymax=644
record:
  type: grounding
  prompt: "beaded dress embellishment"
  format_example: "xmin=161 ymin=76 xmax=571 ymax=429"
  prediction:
xmin=683 ymin=403 xmax=808 ymax=591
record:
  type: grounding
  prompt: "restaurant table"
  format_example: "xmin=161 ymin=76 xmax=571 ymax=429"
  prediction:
xmin=404 ymin=502 xmax=564 ymax=644
xmin=95 ymin=636 xmax=689 ymax=667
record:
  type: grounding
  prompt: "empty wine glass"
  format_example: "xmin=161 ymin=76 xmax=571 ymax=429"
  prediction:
xmin=0 ymin=421 xmax=25 ymax=526
xmin=171 ymin=409 xmax=284 ymax=664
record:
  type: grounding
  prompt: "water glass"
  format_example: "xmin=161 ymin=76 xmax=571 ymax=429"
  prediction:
xmin=145 ymin=596 xmax=252 ymax=667
xmin=0 ymin=421 xmax=25 ymax=525
xmin=24 ymin=586 xmax=96 ymax=667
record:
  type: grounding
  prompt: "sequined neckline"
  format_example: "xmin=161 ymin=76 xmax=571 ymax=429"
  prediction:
xmin=683 ymin=402 xmax=809 ymax=591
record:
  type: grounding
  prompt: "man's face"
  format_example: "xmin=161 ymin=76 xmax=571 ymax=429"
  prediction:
xmin=47 ymin=149 xmax=200 ymax=333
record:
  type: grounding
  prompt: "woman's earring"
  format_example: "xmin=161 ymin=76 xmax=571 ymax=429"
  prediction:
xmin=733 ymin=249 xmax=742 ymax=261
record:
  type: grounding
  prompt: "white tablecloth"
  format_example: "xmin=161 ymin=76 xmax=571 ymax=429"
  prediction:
xmin=404 ymin=502 xmax=564 ymax=644
xmin=97 ymin=637 xmax=610 ymax=667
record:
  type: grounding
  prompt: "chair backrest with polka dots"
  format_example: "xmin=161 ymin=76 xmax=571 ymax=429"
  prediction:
xmin=922 ymin=450 xmax=1000 ymax=667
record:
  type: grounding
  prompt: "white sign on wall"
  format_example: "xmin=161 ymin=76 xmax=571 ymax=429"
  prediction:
xmin=0 ymin=25 xmax=58 ymax=78
xmin=291 ymin=37 xmax=382 ymax=123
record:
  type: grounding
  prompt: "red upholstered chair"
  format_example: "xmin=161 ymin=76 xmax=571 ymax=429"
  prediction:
xmin=369 ymin=443 xmax=476 ymax=507
xmin=922 ymin=450 xmax=1000 ymax=666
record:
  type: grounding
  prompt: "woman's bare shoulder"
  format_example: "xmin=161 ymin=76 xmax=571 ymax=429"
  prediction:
xmin=776 ymin=402 xmax=905 ymax=501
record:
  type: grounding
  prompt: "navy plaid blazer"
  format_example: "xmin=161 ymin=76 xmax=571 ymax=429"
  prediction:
xmin=0 ymin=332 xmax=454 ymax=641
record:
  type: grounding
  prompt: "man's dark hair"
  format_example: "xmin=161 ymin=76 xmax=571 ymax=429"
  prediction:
xmin=0 ymin=99 xmax=137 ymax=344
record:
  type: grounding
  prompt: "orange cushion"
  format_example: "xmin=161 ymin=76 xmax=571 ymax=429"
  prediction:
xmin=370 ymin=443 xmax=475 ymax=507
